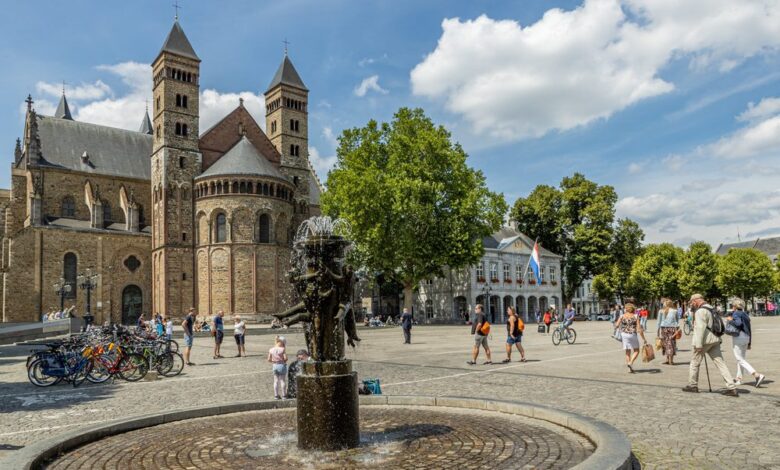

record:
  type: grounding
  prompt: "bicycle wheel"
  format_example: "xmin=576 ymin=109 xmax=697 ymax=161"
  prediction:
xmin=86 ymin=356 xmax=112 ymax=384
xmin=118 ymin=353 xmax=149 ymax=382
xmin=159 ymin=352 xmax=184 ymax=377
xmin=683 ymin=322 xmax=692 ymax=335
xmin=167 ymin=340 xmax=179 ymax=353
xmin=71 ymin=360 xmax=93 ymax=388
xmin=552 ymin=329 xmax=562 ymax=345
xmin=566 ymin=328 xmax=577 ymax=344
xmin=27 ymin=359 xmax=62 ymax=387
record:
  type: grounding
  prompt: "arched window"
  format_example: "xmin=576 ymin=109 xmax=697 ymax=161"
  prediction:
xmin=63 ymin=252 xmax=77 ymax=299
xmin=215 ymin=213 xmax=227 ymax=243
xmin=182 ymin=95 xmax=188 ymax=108
xmin=425 ymin=299 xmax=434 ymax=319
xmin=175 ymin=122 xmax=181 ymax=135
xmin=182 ymin=124 xmax=188 ymax=137
xmin=258 ymin=214 xmax=271 ymax=243
xmin=137 ymin=205 xmax=145 ymax=225
xmin=61 ymin=196 xmax=76 ymax=218
xmin=290 ymin=144 xmax=295 ymax=156
xmin=102 ymin=200 xmax=112 ymax=224
xmin=176 ymin=94 xmax=182 ymax=107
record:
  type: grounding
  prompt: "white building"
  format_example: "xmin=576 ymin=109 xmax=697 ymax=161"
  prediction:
xmin=571 ymin=277 xmax=600 ymax=316
xmin=414 ymin=227 xmax=563 ymax=324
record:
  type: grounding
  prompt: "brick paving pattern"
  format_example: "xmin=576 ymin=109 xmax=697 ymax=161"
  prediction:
xmin=1 ymin=318 xmax=779 ymax=468
xmin=47 ymin=407 xmax=593 ymax=469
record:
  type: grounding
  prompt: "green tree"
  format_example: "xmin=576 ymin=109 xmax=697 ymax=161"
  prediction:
xmin=322 ymin=108 xmax=507 ymax=311
xmin=607 ymin=219 xmax=645 ymax=302
xmin=510 ymin=173 xmax=617 ymax=300
xmin=591 ymin=266 xmax=618 ymax=304
xmin=678 ymin=241 xmax=719 ymax=299
xmin=627 ymin=243 xmax=684 ymax=311
xmin=716 ymin=248 xmax=775 ymax=307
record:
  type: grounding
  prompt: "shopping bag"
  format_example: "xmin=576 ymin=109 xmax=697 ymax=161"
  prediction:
xmin=642 ymin=344 xmax=655 ymax=363
xmin=654 ymin=337 xmax=663 ymax=351
xmin=538 ymin=324 xmax=546 ymax=333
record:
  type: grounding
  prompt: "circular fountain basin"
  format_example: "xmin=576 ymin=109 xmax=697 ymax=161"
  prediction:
xmin=8 ymin=396 xmax=632 ymax=470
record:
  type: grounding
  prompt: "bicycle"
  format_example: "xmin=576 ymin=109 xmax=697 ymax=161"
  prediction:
xmin=552 ymin=324 xmax=577 ymax=345
xmin=27 ymin=344 xmax=94 ymax=388
xmin=683 ymin=315 xmax=693 ymax=336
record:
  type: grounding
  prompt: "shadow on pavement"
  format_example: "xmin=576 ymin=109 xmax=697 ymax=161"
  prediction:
xmin=634 ymin=368 xmax=661 ymax=374
xmin=0 ymin=379 xmax=117 ymax=414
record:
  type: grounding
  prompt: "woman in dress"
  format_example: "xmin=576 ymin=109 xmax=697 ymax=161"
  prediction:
xmin=657 ymin=299 xmax=680 ymax=365
xmin=614 ymin=303 xmax=647 ymax=373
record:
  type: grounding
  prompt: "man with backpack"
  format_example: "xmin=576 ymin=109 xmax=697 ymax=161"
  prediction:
xmin=467 ymin=304 xmax=492 ymax=365
xmin=682 ymin=294 xmax=737 ymax=396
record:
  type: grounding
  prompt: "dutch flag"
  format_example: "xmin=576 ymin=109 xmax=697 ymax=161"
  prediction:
xmin=529 ymin=241 xmax=542 ymax=285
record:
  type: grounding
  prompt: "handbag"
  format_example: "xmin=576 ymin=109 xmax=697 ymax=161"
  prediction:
xmin=673 ymin=329 xmax=682 ymax=340
xmin=480 ymin=321 xmax=491 ymax=335
xmin=654 ymin=337 xmax=663 ymax=351
xmin=724 ymin=320 xmax=741 ymax=336
xmin=642 ymin=343 xmax=655 ymax=363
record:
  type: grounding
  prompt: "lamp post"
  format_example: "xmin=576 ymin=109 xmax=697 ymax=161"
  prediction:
xmin=481 ymin=284 xmax=493 ymax=323
xmin=78 ymin=268 xmax=100 ymax=329
xmin=53 ymin=277 xmax=72 ymax=313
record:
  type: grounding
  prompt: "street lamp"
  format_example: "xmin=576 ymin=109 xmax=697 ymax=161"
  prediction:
xmin=481 ymin=284 xmax=493 ymax=323
xmin=78 ymin=268 xmax=100 ymax=329
xmin=53 ymin=277 xmax=72 ymax=313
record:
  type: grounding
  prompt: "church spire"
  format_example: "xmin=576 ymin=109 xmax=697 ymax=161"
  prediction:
xmin=157 ymin=20 xmax=199 ymax=62
xmin=266 ymin=54 xmax=308 ymax=94
xmin=139 ymin=105 xmax=153 ymax=134
xmin=55 ymin=91 xmax=73 ymax=120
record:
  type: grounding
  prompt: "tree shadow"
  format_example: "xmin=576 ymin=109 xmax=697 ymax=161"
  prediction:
xmin=0 ymin=378 xmax=117 ymax=414
xmin=0 ymin=443 xmax=24 ymax=451
xmin=634 ymin=368 xmax=661 ymax=374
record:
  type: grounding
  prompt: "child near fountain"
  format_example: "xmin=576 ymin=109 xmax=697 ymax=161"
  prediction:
xmin=267 ymin=336 xmax=288 ymax=399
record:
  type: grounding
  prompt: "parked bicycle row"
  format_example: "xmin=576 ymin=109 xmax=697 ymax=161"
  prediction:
xmin=25 ymin=325 xmax=183 ymax=388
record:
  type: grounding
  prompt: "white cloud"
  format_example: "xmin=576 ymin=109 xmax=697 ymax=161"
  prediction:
xmin=29 ymin=61 xmax=265 ymax=134
xmin=36 ymin=80 xmax=111 ymax=101
xmin=662 ymin=154 xmax=684 ymax=170
xmin=322 ymin=126 xmax=338 ymax=147
xmin=411 ymin=1 xmax=780 ymax=141
xmin=705 ymin=113 xmax=780 ymax=160
xmin=616 ymin=194 xmax=689 ymax=226
xmin=308 ymin=147 xmax=337 ymax=180
xmin=627 ymin=162 xmax=643 ymax=174
xmin=737 ymin=96 xmax=780 ymax=122
xmin=353 ymin=75 xmax=388 ymax=97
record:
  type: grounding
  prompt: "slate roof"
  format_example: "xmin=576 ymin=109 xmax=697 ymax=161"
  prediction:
xmin=196 ymin=136 xmax=285 ymax=180
xmin=716 ymin=237 xmax=780 ymax=261
xmin=55 ymin=94 xmax=73 ymax=120
xmin=138 ymin=109 xmax=153 ymax=135
xmin=266 ymin=55 xmax=308 ymax=93
xmin=158 ymin=21 xmax=199 ymax=61
xmin=483 ymin=227 xmax=561 ymax=257
xmin=34 ymin=115 xmax=152 ymax=180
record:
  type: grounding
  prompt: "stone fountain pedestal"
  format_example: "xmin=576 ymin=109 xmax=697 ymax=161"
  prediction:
xmin=296 ymin=360 xmax=359 ymax=451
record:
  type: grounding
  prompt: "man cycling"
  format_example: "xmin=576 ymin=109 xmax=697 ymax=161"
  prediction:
xmin=562 ymin=305 xmax=576 ymax=330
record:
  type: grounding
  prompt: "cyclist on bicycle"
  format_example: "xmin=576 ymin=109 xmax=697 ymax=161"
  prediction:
xmin=562 ymin=304 xmax=576 ymax=330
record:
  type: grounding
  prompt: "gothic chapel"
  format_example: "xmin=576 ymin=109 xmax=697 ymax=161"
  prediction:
xmin=1 ymin=20 xmax=321 ymax=324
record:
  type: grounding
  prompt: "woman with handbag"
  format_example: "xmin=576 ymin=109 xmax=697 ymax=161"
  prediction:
xmin=614 ymin=303 xmax=646 ymax=373
xmin=657 ymin=299 xmax=680 ymax=365
xmin=726 ymin=299 xmax=766 ymax=387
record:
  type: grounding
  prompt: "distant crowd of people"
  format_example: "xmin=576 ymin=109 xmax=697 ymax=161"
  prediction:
xmin=41 ymin=306 xmax=76 ymax=322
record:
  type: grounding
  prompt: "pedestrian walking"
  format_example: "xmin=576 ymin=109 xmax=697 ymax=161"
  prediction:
xmin=182 ymin=307 xmax=196 ymax=366
xmin=543 ymin=309 xmax=552 ymax=334
xmin=657 ymin=299 xmax=680 ymax=365
xmin=614 ymin=303 xmax=646 ymax=373
xmin=233 ymin=315 xmax=246 ymax=357
xmin=137 ymin=313 xmax=146 ymax=331
xmin=726 ymin=298 xmax=766 ymax=388
xmin=682 ymin=294 xmax=738 ymax=396
xmin=286 ymin=349 xmax=310 ymax=399
xmin=164 ymin=316 xmax=173 ymax=341
xmin=400 ymin=307 xmax=413 ymax=344
xmin=267 ymin=336 xmax=288 ymax=399
xmin=155 ymin=314 xmax=164 ymax=337
xmin=212 ymin=310 xmax=225 ymax=359
xmin=535 ymin=310 xmax=541 ymax=323
xmin=466 ymin=304 xmax=492 ymax=365
xmin=639 ymin=306 xmax=649 ymax=331
xmin=502 ymin=306 xmax=526 ymax=363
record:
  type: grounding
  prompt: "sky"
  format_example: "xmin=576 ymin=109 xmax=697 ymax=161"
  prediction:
xmin=2 ymin=0 xmax=780 ymax=248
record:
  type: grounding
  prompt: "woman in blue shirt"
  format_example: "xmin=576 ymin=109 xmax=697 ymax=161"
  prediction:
xmin=726 ymin=299 xmax=765 ymax=387
xmin=657 ymin=300 xmax=680 ymax=365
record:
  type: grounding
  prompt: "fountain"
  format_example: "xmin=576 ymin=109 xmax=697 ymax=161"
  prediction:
xmin=18 ymin=217 xmax=627 ymax=469
xmin=273 ymin=216 xmax=362 ymax=451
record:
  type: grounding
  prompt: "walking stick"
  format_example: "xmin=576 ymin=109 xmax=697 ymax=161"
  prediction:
xmin=703 ymin=354 xmax=712 ymax=392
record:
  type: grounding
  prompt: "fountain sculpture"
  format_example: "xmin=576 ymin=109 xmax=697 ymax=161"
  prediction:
xmin=274 ymin=216 xmax=362 ymax=451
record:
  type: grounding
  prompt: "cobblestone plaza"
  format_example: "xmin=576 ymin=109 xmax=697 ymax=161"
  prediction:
xmin=1 ymin=318 xmax=779 ymax=468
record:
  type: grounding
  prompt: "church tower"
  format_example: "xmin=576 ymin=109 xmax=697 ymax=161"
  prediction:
xmin=265 ymin=53 xmax=311 ymax=227
xmin=150 ymin=20 xmax=201 ymax=316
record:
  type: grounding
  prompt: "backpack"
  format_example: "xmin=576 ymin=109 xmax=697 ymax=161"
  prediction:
xmin=703 ymin=306 xmax=725 ymax=337
xmin=516 ymin=317 xmax=525 ymax=332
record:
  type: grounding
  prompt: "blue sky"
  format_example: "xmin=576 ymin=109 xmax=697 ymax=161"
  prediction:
xmin=2 ymin=0 xmax=780 ymax=247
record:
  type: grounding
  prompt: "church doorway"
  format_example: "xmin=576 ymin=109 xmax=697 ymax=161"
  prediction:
xmin=122 ymin=285 xmax=143 ymax=325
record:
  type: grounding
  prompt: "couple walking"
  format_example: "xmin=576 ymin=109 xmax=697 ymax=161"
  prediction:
xmin=467 ymin=304 xmax=525 ymax=365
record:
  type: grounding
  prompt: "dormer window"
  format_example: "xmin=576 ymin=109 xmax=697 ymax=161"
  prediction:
xmin=81 ymin=151 xmax=89 ymax=164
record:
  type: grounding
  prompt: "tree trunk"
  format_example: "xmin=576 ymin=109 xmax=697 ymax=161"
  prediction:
xmin=403 ymin=283 xmax=414 ymax=316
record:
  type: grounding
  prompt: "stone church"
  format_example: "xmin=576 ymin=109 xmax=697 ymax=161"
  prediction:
xmin=1 ymin=20 xmax=321 ymax=324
